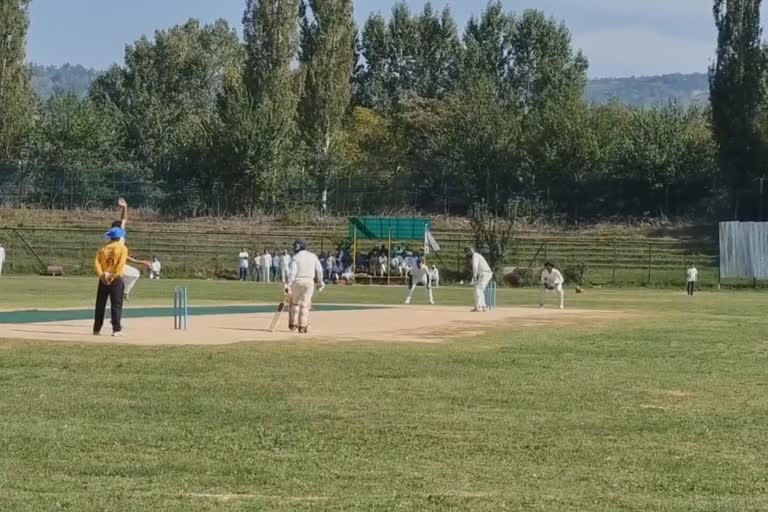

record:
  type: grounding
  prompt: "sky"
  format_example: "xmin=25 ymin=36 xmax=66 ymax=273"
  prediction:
xmin=25 ymin=0 xmax=765 ymax=78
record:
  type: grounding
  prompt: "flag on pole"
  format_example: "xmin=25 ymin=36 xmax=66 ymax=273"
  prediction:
xmin=424 ymin=228 xmax=440 ymax=255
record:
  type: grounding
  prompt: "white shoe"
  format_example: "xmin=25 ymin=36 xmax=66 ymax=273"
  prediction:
xmin=404 ymin=299 xmax=411 ymax=305
xmin=471 ymin=307 xmax=480 ymax=312
xmin=112 ymin=331 xmax=125 ymax=337
xmin=559 ymin=305 xmax=564 ymax=310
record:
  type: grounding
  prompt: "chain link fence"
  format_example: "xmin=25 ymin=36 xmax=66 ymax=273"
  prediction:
xmin=0 ymin=226 xmax=725 ymax=288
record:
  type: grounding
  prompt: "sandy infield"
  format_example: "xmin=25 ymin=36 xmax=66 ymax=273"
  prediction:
xmin=0 ymin=305 xmax=625 ymax=345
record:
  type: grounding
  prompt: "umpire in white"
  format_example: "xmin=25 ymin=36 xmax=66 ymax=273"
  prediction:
xmin=285 ymin=239 xmax=324 ymax=333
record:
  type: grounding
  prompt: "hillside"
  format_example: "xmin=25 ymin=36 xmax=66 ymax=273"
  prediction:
xmin=30 ymin=63 xmax=100 ymax=99
xmin=585 ymin=73 xmax=709 ymax=107
xmin=30 ymin=64 xmax=710 ymax=107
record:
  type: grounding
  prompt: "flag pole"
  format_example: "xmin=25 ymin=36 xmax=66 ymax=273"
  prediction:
xmin=388 ymin=226 xmax=392 ymax=285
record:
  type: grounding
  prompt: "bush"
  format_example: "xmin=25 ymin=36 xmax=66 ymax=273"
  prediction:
xmin=563 ymin=263 xmax=587 ymax=285
xmin=503 ymin=268 xmax=536 ymax=287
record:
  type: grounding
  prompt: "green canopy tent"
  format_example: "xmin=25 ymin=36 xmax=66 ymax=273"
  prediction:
xmin=349 ymin=217 xmax=434 ymax=284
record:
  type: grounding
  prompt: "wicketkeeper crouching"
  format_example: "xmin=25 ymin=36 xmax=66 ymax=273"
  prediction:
xmin=540 ymin=261 xmax=565 ymax=309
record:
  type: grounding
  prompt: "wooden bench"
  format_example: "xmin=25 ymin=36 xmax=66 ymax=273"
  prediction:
xmin=43 ymin=265 xmax=64 ymax=276
xmin=355 ymin=274 xmax=407 ymax=285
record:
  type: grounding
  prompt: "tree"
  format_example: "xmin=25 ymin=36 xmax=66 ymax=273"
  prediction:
xmin=469 ymin=200 xmax=520 ymax=273
xmin=709 ymin=0 xmax=766 ymax=219
xmin=413 ymin=4 xmax=462 ymax=100
xmin=0 ymin=0 xmax=35 ymax=164
xmin=234 ymin=0 xmax=301 ymax=215
xmin=299 ymin=0 xmax=356 ymax=212
xmin=356 ymin=2 xmax=461 ymax=110
xmin=462 ymin=1 xmax=511 ymax=80
xmin=90 ymin=19 xmax=243 ymax=213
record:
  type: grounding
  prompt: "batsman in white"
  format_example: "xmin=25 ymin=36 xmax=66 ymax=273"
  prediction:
xmin=404 ymin=258 xmax=435 ymax=305
xmin=466 ymin=246 xmax=493 ymax=312
xmin=540 ymin=261 xmax=565 ymax=309
xmin=285 ymin=239 xmax=325 ymax=334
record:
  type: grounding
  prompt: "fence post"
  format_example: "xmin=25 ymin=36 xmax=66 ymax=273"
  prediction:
xmin=612 ymin=239 xmax=617 ymax=284
xmin=81 ymin=242 xmax=86 ymax=275
xmin=647 ymin=243 xmax=652 ymax=284
xmin=184 ymin=245 xmax=188 ymax=276
xmin=544 ymin=241 xmax=548 ymax=264
xmin=456 ymin=239 xmax=461 ymax=275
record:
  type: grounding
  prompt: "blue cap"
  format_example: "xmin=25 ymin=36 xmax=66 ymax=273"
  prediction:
xmin=105 ymin=227 xmax=126 ymax=240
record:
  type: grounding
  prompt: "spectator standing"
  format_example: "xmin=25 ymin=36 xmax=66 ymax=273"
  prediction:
xmin=253 ymin=252 xmax=262 ymax=282
xmin=325 ymin=252 xmax=335 ymax=282
xmin=280 ymin=250 xmax=291 ymax=283
xmin=262 ymin=250 xmax=272 ymax=283
xmin=378 ymin=252 xmax=388 ymax=277
xmin=271 ymin=250 xmax=279 ymax=281
xmin=238 ymin=248 xmax=249 ymax=281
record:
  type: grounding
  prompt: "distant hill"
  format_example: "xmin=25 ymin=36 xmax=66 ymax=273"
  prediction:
xmin=30 ymin=64 xmax=100 ymax=100
xmin=585 ymin=73 xmax=709 ymax=107
xmin=30 ymin=64 xmax=710 ymax=108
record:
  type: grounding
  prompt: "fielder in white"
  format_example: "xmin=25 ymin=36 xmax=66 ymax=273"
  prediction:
xmin=540 ymin=262 xmax=565 ymax=309
xmin=430 ymin=265 xmax=440 ymax=287
xmin=285 ymin=239 xmax=325 ymax=334
xmin=149 ymin=256 xmax=161 ymax=279
xmin=0 ymin=243 xmax=5 ymax=276
xmin=467 ymin=246 xmax=493 ymax=312
xmin=404 ymin=259 xmax=435 ymax=305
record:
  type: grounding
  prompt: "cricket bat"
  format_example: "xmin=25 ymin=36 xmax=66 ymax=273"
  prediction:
xmin=268 ymin=294 xmax=289 ymax=332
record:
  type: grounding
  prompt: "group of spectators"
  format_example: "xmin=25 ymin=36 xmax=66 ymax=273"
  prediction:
xmin=318 ymin=250 xmax=354 ymax=284
xmin=354 ymin=245 xmax=440 ymax=285
xmin=236 ymin=243 xmax=440 ymax=286
xmin=237 ymin=249 xmax=291 ymax=283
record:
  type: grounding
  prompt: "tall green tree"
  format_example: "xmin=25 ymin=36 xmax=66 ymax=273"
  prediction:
xmin=357 ymin=2 xmax=460 ymax=110
xmin=414 ymin=4 xmax=462 ymax=100
xmin=462 ymin=1 xmax=511 ymax=80
xmin=299 ymin=0 xmax=356 ymax=211
xmin=0 ymin=0 xmax=35 ymax=164
xmin=709 ymin=0 xmax=766 ymax=219
xmin=228 ymin=0 xmax=301 ymax=215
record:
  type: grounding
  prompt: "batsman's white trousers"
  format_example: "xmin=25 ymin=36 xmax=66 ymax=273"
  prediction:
xmin=123 ymin=265 xmax=141 ymax=296
xmin=289 ymin=278 xmax=315 ymax=328
xmin=474 ymin=272 xmax=493 ymax=309
xmin=540 ymin=283 xmax=564 ymax=308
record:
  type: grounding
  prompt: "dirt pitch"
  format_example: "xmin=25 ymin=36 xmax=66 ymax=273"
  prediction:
xmin=0 ymin=305 xmax=625 ymax=345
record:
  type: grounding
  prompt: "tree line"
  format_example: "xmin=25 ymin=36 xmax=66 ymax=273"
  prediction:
xmin=0 ymin=0 xmax=765 ymax=221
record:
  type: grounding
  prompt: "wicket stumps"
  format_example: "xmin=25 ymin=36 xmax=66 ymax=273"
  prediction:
xmin=174 ymin=287 xmax=189 ymax=330
xmin=484 ymin=281 xmax=497 ymax=311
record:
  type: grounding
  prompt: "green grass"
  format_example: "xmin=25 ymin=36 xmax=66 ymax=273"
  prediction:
xmin=1 ymin=277 xmax=767 ymax=510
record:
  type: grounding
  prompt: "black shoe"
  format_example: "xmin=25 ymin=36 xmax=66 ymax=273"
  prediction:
xmin=289 ymin=324 xmax=298 ymax=332
xmin=298 ymin=326 xmax=308 ymax=334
